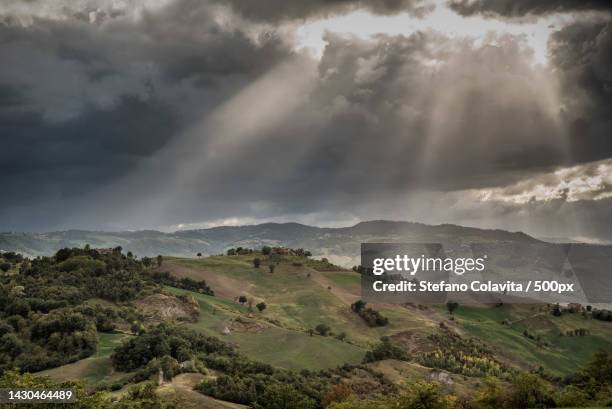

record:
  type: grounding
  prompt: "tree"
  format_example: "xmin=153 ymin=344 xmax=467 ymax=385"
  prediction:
xmin=238 ymin=295 xmax=247 ymax=305
xmin=582 ymin=349 xmax=612 ymax=386
xmin=253 ymin=258 xmax=261 ymax=268
xmin=506 ymin=373 xmax=555 ymax=409
xmin=197 ymin=252 xmax=202 ymax=257
xmin=0 ymin=262 xmax=11 ymax=272
xmin=402 ymin=381 xmax=451 ymax=409
xmin=363 ymin=336 xmax=409 ymax=363
xmin=351 ymin=300 xmax=366 ymax=312
xmin=269 ymin=264 xmax=276 ymax=274
xmin=256 ymin=302 xmax=267 ymax=312
xmin=254 ymin=384 xmax=315 ymax=409
xmin=323 ymin=383 xmax=352 ymax=407
xmin=315 ymin=323 xmax=331 ymax=336
xmin=156 ymin=255 xmax=163 ymax=267
xmin=470 ymin=377 xmax=506 ymax=409
xmin=0 ymin=370 xmax=109 ymax=408
xmin=262 ymin=246 xmax=271 ymax=255
xmin=446 ymin=302 xmax=459 ymax=315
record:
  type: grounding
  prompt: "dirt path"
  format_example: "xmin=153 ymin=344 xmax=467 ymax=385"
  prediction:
xmin=158 ymin=373 xmax=247 ymax=409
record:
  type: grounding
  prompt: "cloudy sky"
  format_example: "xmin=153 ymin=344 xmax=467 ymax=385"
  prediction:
xmin=1 ymin=0 xmax=611 ymax=241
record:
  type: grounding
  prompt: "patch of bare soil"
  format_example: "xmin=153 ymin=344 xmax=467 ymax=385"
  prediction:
xmin=390 ymin=330 xmax=437 ymax=354
xmin=134 ymin=293 xmax=199 ymax=325
xmin=340 ymin=366 xmax=396 ymax=397
xmin=158 ymin=373 xmax=247 ymax=409
xmin=224 ymin=316 xmax=268 ymax=334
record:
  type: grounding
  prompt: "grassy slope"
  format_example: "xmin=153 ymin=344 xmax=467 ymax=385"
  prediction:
xmin=39 ymin=332 xmax=131 ymax=386
xmin=169 ymin=254 xmax=612 ymax=376
xmin=162 ymin=255 xmax=448 ymax=369
xmin=450 ymin=304 xmax=612 ymax=376
xmin=36 ymin=253 xmax=612 ymax=392
xmin=164 ymin=285 xmax=366 ymax=371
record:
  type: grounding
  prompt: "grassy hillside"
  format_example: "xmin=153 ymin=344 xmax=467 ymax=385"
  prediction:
xmin=164 ymin=286 xmax=366 ymax=371
xmin=159 ymin=254 xmax=612 ymax=378
xmin=453 ymin=304 xmax=612 ymax=376
xmin=3 ymin=247 xmax=609 ymax=408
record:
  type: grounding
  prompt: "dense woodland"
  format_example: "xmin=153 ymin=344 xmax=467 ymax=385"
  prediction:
xmin=0 ymin=248 xmax=209 ymax=372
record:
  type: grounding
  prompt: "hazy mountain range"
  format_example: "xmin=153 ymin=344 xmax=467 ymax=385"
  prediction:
xmin=0 ymin=221 xmax=539 ymax=265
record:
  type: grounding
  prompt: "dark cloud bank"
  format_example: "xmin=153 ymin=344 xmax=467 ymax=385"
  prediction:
xmin=0 ymin=0 xmax=611 ymax=241
xmin=448 ymin=0 xmax=612 ymax=17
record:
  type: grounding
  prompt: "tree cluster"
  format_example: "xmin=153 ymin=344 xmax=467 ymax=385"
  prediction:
xmin=146 ymin=271 xmax=214 ymax=295
xmin=351 ymin=300 xmax=389 ymax=327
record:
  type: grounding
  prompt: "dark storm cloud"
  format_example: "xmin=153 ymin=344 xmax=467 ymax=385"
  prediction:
xmin=0 ymin=1 xmax=292 ymax=86
xmin=0 ymin=93 xmax=178 ymax=205
xmin=448 ymin=0 xmax=612 ymax=18
xmin=1 ymin=0 xmax=612 ymax=239
xmin=0 ymin=0 xmax=295 ymax=229
xmin=120 ymin=30 xmax=571 ymax=232
xmin=302 ymin=32 xmax=565 ymax=189
xmin=216 ymin=0 xmax=434 ymax=23
xmin=549 ymin=19 xmax=612 ymax=162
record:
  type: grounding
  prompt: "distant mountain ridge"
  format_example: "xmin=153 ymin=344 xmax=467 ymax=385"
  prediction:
xmin=0 ymin=220 xmax=540 ymax=265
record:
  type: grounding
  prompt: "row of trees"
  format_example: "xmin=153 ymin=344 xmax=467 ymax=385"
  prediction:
xmin=146 ymin=271 xmax=214 ymax=295
xmin=351 ymin=300 xmax=389 ymax=327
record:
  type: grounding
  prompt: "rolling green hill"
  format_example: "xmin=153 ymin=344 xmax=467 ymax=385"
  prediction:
xmin=3 ymin=245 xmax=610 ymax=408
xmin=157 ymin=254 xmax=612 ymax=378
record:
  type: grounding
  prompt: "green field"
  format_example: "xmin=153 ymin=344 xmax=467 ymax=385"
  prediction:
xmin=451 ymin=304 xmax=612 ymax=375
xmin=39 ymin=332 xmax=131 ymax=387
xmin=165 ymin=286 xmax=366 ymax=370
xmin=169 ymin=256 xmax=440 ymax=346
xmin=167 ymin=255 xmax=612 ymax=376
xmin=96 ymin=332 xmax=131 ymax=358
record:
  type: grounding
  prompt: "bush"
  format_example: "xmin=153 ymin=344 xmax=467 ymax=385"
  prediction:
xmin=315 ymin=324 xmax=331 ymax=336
xmin=506 ymin=373 xmax=556 ymax=409
xmin=351 ymin=300 xmax=388 ymax=327
xmin=254 ymin=384 xmax=316 ymax=409
xmin=363 ymin=337 xmax=409 ymax=363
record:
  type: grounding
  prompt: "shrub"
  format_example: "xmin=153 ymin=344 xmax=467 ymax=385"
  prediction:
xmin=315 ymin=324 xmax=331 ymax=336
xmin=363 ymin=337 xmax=409 ymax=363
xmin=254 ymin=384 xmax=316 ymax=409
